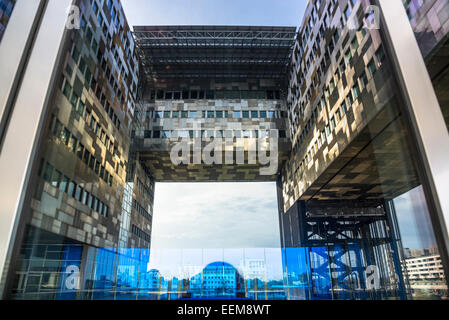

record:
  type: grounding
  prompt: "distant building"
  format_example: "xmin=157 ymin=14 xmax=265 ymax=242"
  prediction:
xmin=404 ymin=255 xmax=446 ymax=291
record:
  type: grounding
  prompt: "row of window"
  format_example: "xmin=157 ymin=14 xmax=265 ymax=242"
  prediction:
xmin=149 ymin=110 xmax=283 ymax=120
xmin=295 ymin=0 xmax=357 ymax=85
xmin=294 ymin=26 xmax=365 ymax=118
xmin=148 ymin=89 xmax=281 ymax=101
xmin=71 ymin=42 xmax=124 ymax=131
xmin=131 ymin=224 xmax=151 ymax=243
xmin=61 ymin=77 xmax=120 ymax=158
xmin=132 ymin=199 xmax=152 ymax=222
xmin=51 ymin=118 xmax=115 ymax=187
xmin=291 ymin=0 xmax=364 ymax=116
xmin=298 ymin=43 xmax=385 ymax=144
xmin=143 ymin=129 xmax=287 ymax=139
xmin=136 ymin=178 xmax=152 ymax=198
xmin=91 ymin=0 xmax=137 ymax=81
xmin=293 ymin=96 xmax=352 ymax=175
xmin=41 ymin=161 xmax=109 ymax=218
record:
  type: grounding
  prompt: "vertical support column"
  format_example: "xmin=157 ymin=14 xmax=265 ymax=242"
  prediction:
xmin=0 ymin=0 xmax=73 ymax=297
xmin=376 ymin=0 xmax=449 ymax=289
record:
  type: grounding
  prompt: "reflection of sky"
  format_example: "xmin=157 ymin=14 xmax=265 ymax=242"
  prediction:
xmin=393 ymin=185 xmax=436 ymax=250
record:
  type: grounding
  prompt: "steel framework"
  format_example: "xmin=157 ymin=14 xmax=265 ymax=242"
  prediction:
xmin=134 ymin=26 xmax=297 ymax=80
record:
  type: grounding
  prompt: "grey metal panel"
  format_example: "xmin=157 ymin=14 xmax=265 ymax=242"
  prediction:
xmin=377 ymin=0 xmax=449 ymax=284
xmin=0 ymin=0 xmax=41 ymax=138
xmin=0 ymin=0 xmax=73 ymax=294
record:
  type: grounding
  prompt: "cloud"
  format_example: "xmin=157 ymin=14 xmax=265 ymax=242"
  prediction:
xmin=151 ymin=182 xmax=281 ymax=249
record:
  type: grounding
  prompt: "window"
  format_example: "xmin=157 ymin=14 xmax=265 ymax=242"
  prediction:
xmin=207 ymin=111 xmax=215 ymax=118
xmin=360 ymin=71 xmax=368 ymax=88
xmin=341 ymin=101 xmax=347 ymax=115
xmin=189 ymin=111 xmax=197 ymax=118
xmin=51 ymin=169 xmax=61 ymax=188
xmin=83 ymin=150 xmax=90 ymax=164
xmin=251 ymin=111 xmax=259 ymax=118
xmin=69 ymin=136 xmax=78 ymax=153
xmin=376 ymin=46 xmax=386 ymax=65
xmin=82 ymin=190 xmax=88 ymax=205
xmin=347 ymin=92 xmax=354 ymax=106
xmin=89 ymin=156 xmax=95 ymax=170
xmin=351 ymin=37 xmax=359 ymax=51
xmin=75 ymin=185 xmax=83 ymax=201
xmin=233 ymin=111 xmax=241 ymax=118
xmin=43 ymin=162 xmax=53 ymax=182
xmin=60 ymin=176 xmax=69 ymax=193
xmin=216 ymin=111 xmax=223 ymax=118
xmin=68 ymin=181 xmax=76 ymax=197
xmin=345 ymin=49 xmax=352 ymax=65
xmin=344 ymin=6 xmax=351 ymax=20
xmin=368 ymin=59 xmax=377 ymax=76
xmin=242 ymin=111 xmax=249 ymax=118
xmin=352 ymin=83 xmax=360 ymax=100
xmin=63 ymin=82 xmax=72 ymax=100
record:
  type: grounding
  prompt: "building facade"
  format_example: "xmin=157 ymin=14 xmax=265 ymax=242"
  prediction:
xmin=0 ymin=0 xmax=448 ymax=300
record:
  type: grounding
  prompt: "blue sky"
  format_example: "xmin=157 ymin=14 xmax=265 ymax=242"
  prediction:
xmin=122 ymin=0 xmax=307 ymax=28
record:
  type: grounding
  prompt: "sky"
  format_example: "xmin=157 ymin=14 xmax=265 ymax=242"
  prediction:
xmin=393 ymin=186 xmax=437 ymax=250
xmin=151 ymin=182 xmax=281 ymax=249
xmin=121 ymin=0 xmax=307 ymax=28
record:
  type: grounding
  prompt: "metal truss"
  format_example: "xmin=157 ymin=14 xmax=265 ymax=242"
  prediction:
xmin=297 ymin=199 xmax=408 ymax=299
xmin=133 ymin=26 xmax=297 ymax=45
xmin=134 ymin=26 xmax=297 ymax=80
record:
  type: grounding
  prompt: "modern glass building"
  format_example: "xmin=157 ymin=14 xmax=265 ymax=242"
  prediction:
xmin=0 ymin=0 xmax=448 ymax=300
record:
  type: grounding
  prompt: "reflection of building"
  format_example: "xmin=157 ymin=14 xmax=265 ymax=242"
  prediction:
xmin=241 ymin=259 xmax=266 ymax=280
xmin=404 ymin=255 xmax=447 ymax=294
xmin=405 ymin=255 xmax=445 ymax=282
xmin=190 ymin=262 xmax=244 ymax=298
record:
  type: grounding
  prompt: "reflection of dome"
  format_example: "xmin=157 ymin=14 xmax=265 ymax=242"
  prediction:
xmin=204 ymin=262 xmax=235 ymax=268
xmin=189 ymin=261 xmax=245 ymax=298
xmin=148 ymin=269 xmax=160 ymax=275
